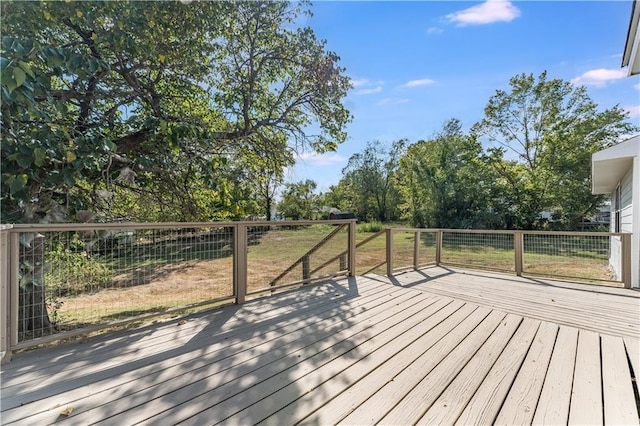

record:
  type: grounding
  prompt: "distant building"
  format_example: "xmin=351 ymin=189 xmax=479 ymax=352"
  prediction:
xmin=329 ymin=211 xmax=356 ymax=220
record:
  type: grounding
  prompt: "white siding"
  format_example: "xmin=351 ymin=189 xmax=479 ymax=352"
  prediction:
xmin=609 ymin=168 xmax=633 ymax=282
xmin=621 ymin=170 xmax=633 ymax=233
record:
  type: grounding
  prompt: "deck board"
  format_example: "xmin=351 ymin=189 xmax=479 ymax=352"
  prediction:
xmin=532 ymin=326 xmax=578 ymax=425
xmin=418 ymin=314 xmax=523 ymax=425
xmin=569 ymin=330 xmax=604 ymax=425
xmin=601 ymin=335 xmax=640 ymax=425
xmin=455 ymin=317 xmax=540 ymax=425
xmin=1 ymin=266 xmax=638 ymax=426
xmin=265 ymin=301 xmax=477 ymax=425
xmin=494 ymin=321 xmax=558 ymax=425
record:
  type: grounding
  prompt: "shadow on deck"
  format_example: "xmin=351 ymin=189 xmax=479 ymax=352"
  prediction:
xmin=1 ymin=266 xmax=639 ymax=425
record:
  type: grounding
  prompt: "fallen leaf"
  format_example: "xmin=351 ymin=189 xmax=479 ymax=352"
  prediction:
xmin=60 ymin=407 xmax=74 ymax=417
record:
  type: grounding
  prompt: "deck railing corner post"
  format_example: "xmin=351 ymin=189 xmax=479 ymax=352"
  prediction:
xmin=621 ymin=233 xmax=632 ymax=289
xmin=234 ymin=223 xmax=248 ymax=304
xmin=413 ymin=230 xmax=420 ymax=270
xmin=514 ymin=231 xmax=524 ymax=276
xmin=435 ymin=229 xmax=443 ymax=266
xmin=348 ymin=220 xmax=356 ymax=277
xmin=386 ymin=228 xmax=394 ymax=276
xmin=0 ymin=226 xmax=14 ymax=364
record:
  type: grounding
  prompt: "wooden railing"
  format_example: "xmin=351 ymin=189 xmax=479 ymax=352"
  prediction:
xmin=0 ymin=221 xmax=631 ymax=364
xmin=384 ymin=228 xmax=632 ymax=288
xmin=0 ymin=220 xmax=357 ymax=363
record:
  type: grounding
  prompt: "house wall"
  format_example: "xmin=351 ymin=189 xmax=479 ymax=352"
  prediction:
xmin=633 ymin=156 xmax=640 ymax=289
xmin=609 ymin=161 xmax=639 ymax=288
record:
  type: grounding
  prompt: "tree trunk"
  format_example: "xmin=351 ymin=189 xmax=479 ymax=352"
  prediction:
xmin=18 ymin=235 xmax=52 ymax=339
xmin=265 ymin=196 xmax=272 ymax=221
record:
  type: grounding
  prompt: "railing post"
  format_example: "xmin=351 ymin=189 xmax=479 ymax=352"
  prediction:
xmin=348 ymin=220 xmax=356 ymax=277
xmin=435 ymin=230 xmax=442 ymax=266
xmin=386 ymin=228 xmax=394 ymax=276
xmin=514 ymin=231 xmax=524 ymax=277
xmin=8 ymin=231 xmax=19 ymax=353
xmin=234 ymin=224 xmax=248 ymax=304
xmin=0 ymin=227 xmax=12 ymax=364
xmin=413 ymin=231 xmax=420 ymax=270
xmin=621 ymin=233 xmax=632 ymax=289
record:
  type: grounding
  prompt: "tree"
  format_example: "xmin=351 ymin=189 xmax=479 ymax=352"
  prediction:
xmin=396 ymin=119 xmax=498 ymax=228
xmin=278 ymin=179 xmax=319 ymax=220
xmin=1 ymin=0 xmax=351 ymax=336
xmin=339 ymin=140 xmax=406 ymax=222
xmin=1 ymin=0 xmax=352 ymax=224
xmin=473 ymin=71 xmax=636 ymax=229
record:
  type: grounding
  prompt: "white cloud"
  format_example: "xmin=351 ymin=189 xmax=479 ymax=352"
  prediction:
xmin=351 ymin=78 xmax=369 ymax=88
xmin=570 ymin=68 xmax=627 ymax=87
xmin=354 ymin=85 xmax=383 ymax=95
xmin=634 ymin=83 xmax=640 ymax=91
xmin=297 ymin=152 xmax=347 ymax=167
xmin=403 ymin=78 xmax=436 ymax=88
xmin=446 ymin=0 xmax=521 ymax=26
xmin=376 ymin=98 xmax=410 ymax=106
xmin=427 ymin=26 xmax=443 ymax=35
xmin=623 ymin=105 xmax=640 ymax=119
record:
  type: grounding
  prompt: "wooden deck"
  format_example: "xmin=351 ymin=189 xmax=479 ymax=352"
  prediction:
xmin=1 ymin=266 xmax=639 ymax=425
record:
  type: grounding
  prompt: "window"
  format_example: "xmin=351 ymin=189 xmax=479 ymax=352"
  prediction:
xmin=613 ymin=184 xmax=621 ymax=232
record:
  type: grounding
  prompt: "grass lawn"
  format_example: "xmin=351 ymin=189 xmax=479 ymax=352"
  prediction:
xmin=46 ymin=224 xmax=616 ymax=335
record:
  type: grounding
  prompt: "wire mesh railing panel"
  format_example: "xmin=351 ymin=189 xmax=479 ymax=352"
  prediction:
xmin=246 ymin=224 xmax=348 ymax=294
xmin=441 ymin=231 xmax=515 ymax=272
xmin=17 ymin=225 xmax=234 ymax=342
xmin=392 ymin=231 xmax=417 ymax=271
xmin=354 ymin=230 xmax=387 ymax=275
xmin=418 ymin=231 xmax=437 ymax=266
xmin=523 ymin=233 xmax=615 ymax=283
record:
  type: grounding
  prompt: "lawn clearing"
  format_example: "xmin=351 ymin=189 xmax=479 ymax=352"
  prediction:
xmin=45 ymin=225 xmax=619 ymax=339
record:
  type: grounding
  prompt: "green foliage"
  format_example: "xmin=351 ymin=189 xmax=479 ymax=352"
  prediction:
xmin=329 ymin=140 xmax=405 ymax=222
xmin=473 ymin=71 xmax=637 ymax=230
xmin=278 ymin=179 xmax=319 ymax=220
xmin=357 ymin=221 xmax=384 ymax=233
xmin=1 ymin=1 xmax=351 ymax=224
xmin=45 ymin=244 xmax=113 ymax=296
xmin=396 ymin=119 xmax=499 ymax=228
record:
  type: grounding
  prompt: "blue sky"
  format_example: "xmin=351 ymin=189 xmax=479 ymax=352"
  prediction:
xmin=288 ymin=0 xmax=640 ymax=191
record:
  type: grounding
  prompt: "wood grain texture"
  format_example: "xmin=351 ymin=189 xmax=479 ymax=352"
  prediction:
xmin=494 ymin=321 xmax=559 ymax=426
xmin=601 ymin=334 xmax=639 ymax=425
xmin=456 ymin=318 xmax=540 ymax=425
xmin=569 ymin=330 xmax=603 ymax=426
xmin=532 ymin=326 xmax=578 ymax=425
xmin=417 ymin=314 xmax=522 ymax=425
xmin=1 ymin=268 xmax=638 ymax=426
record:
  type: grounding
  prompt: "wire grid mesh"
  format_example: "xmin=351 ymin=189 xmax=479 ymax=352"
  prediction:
xmin=354 ymin=231 xmax=387 ymax=275
xmin=17 ymin=225 xmax=234 ymax=342
xmin=246 ymin=224 xmax=348 ymax=294
xmin=441 ymin=231 xmax=515 ymax=272
xmin=523 ymin=233 xmax=614 ymax=283
xmin=418 ymin=231 xmax=437 ymax=266
xmin=391 ymin=231 xmax=418 ymax=270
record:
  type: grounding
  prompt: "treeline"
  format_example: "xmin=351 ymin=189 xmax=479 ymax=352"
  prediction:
xmin=283 ymin=73 xmax=636 ymax=231
xmin=1 ymin=2 xmax=635 ymax=230
xmin=1 ymin=1 xmax=351 ymax=224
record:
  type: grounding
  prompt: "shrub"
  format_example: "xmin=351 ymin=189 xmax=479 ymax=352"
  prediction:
xmin=45 ymin=245 xmax=114 ymax=296
xmin=358 ymin=221 xmax=384 ymax=233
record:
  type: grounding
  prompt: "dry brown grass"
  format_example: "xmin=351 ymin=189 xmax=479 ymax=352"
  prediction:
xmin=51 ymin=225 xmax=620 ymax=333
